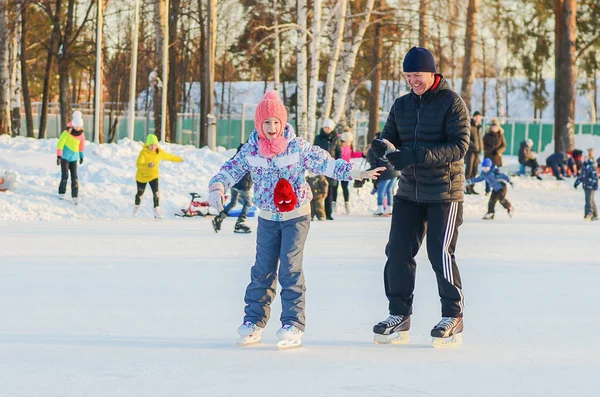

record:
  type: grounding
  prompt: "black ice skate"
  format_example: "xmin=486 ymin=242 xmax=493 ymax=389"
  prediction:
xmin=212 ymin=212 xmax=225 ymax=233
xmin=234 ymin=221 xmax=252 ymax=234
xmin=373 ymin=315 xmax=410 ymax=344
xmin=431 ymin=317 xmax=463 ymax=348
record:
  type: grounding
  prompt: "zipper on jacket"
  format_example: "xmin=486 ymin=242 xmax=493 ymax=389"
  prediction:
xmin=413 ymin=96 xmax=421 ymax=202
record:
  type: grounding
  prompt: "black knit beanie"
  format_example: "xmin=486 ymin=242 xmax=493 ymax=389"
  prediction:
xmin=403 ymin=46 xmax=436 ymax=73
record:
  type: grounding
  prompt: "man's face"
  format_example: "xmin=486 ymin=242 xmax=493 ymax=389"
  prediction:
xmin=405 ymin=72 xmax=435 ymax=96
xmin=474 ymin=115 xmax=482 ymax=125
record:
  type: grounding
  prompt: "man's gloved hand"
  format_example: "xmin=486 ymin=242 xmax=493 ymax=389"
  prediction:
xmin=79 ymin=157 xmax=84 ymax=165
xmin=56 ymin=156 xmax=61 ymax=166
xmin=386 ymin=148 xmax=425 ymax=170
xmin=209 ymin=183 xmax=225 ymax=212
xmin=370 ymin=137 xmax=396 ymax=158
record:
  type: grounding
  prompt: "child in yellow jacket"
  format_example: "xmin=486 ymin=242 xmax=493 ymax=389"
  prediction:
xmin=134 ymin=134 xmax=183 ymax=219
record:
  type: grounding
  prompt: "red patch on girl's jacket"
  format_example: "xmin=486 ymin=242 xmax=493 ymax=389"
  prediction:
xmin=273 ymin=178 xmax=298 ymax=212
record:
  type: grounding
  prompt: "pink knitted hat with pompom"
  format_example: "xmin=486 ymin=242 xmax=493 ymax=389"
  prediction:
xmin=254 ymin=91 xmax=288 ymax=139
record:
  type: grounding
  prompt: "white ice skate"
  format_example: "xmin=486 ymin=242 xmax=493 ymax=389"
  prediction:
xmin=431 ymin=317 xmax=463 ymax=348
xmin=276 ymin=324 xmax=303 ymax=350
xmin=153 ymin=207 xmax=163 ymax=220
xmin=72 ymin=197 xmax=78 ymax=206
xmin=383 ymin=206 xmax=393 ymax=217
xmin=58 ymin=194 xmax=66 ymax=200
xmin=237 ymin=321 xmax=264 ymax=346
xmin=133 ymin=205 xmax=140 ymax=217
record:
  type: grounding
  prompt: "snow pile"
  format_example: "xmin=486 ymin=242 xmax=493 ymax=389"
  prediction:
xmin=0 ymin=134 xmax=590 ymax=222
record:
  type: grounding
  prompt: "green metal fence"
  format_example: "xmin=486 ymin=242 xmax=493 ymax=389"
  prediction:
xmin=24 ymin=112 xmax=600 ymax=153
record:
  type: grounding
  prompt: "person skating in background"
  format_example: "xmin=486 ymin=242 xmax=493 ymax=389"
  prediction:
xmin=134 ymin=134 xmax=183 ymax=219
xmin=483 ymin=118 xmax=506 ymax=194
xmin=313 ymin=118 xmax=341 ymax=219
xmin=545 ymin=151 xmax=575 ymax=180
xmin=574 ymin=148 xmax=598 ymax=221
xmin=306 ymin=172 xmax=329 ymax=221
xmin=339 ymin=128 xmax=364 ymax=214
xmin=466 ymin=158 xmax=514 ymax=220
xmin=56 ymin=110 xmax=85 ymax=205
xmin=465 ymin=110 xmax=484 ymax=195
xmin=208 ymin=91 xmax=384 ymax=349
xmin=213 ymin=144 xmax=254 ymax=233
xmin=367 ymin=134 xmax=400 ymax=216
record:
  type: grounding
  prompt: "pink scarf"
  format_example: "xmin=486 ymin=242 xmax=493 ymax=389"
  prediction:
xmin=258 ymin=136 xmax=288 ymax=158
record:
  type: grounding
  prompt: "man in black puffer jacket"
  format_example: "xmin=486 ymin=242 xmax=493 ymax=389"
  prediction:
xmin=371 ymin=47 xmax=470 ymax=347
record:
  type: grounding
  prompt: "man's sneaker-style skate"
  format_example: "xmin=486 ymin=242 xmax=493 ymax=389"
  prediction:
xmin=373 ymin=315 xmax=410 ymax=344
xmin=482 ymin=212 xmax=494 ymax=220
xmin=276 ymin=324 xmax=303 ymax=350
xmin=507 ymin=207 xmax=515 ymax=218
xmin=431 ymin=317 xmax=463 ymax=348
xmin=237 ymin=321 xmax=264 ymax=346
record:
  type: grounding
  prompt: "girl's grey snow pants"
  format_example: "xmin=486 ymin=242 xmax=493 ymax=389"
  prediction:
xmin=243 ymin=214 xmax=311 ymax=331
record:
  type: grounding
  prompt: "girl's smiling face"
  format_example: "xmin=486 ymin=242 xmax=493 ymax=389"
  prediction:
xmin=262 ymin=118 xmax=282 ymax=140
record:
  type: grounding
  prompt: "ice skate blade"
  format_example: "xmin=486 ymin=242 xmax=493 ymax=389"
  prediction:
xmin=373 ymin=331 xmax=409 ymax=344
xmin=276 ymin=339 xmax=302 ymax=350
xmin=237 ymin=336 xmax=262 ymax=346
xmin=432 ymin=333 xmax=463 ymax=348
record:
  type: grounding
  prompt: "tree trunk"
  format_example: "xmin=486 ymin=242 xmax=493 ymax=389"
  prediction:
xmin=368 ymin=1 xmax=382 ymax=142
xmin=20 ymin=0 xmax=33 ymax=138
xmin=307 ymin=0 xmax=322 ymax=142
xmin=39 ymin=0 xmax=63 ymax=139
xmin=168 ymin=0 xmax=180 ymax=143
xmin=198 ymin=0 xmax=207 ymax=147
xmin=447 ymin=0 xmax=459 ymax=89
xmin=419 ymin=0 xmax=428 ymax=47
xmin=331 ymin=0 xmax=375 ymax=125
xmin=554 ymin=0 xmax=576 ymax=153
xmin=322 ymin=0 xmax=347 ymax=120
xmin=57 ymin=0 xmax=77 ymax=131
xmin=493 ymin=0 xmax=504 ymax=118
xmin=273 ymin=0 xmax=281 ymax=92
xmin=296 ymin=0 xmax=308 ymax=139
xmin=154 ymin=0 xmax=167 ymax=141
xmin=0 ymin=0 xmax=10 ymax=135
xmin=481 ymin=39 xmax=486 ymax=115
xmin=10 ymin=1 xmax=21 ymax=136
xmin=460 ymin=0 xmax=478 ymax=111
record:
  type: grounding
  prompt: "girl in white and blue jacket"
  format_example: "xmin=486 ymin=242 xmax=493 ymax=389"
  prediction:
xmin=208 ymin=91 xmax=383 ymax=348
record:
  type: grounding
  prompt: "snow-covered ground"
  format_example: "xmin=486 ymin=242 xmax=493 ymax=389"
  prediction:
xmin=1 ymin=136 xmax=599 ymax=396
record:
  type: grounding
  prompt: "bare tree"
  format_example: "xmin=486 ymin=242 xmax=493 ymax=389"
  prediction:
xmin=296 ymin=0 xmax=308 ymax=139
xmin=154 ymin=0 xmax=168 ymax=141
xmin=461 ymin=0 xmax=478 ymax=111
xmin=20 ymin=0 xmax=33 ymax=137
xmin=368 ymin=0 xmax=382 ymax=142
xmin=307 ymin=0 xmax=322 ymax=142
xmin=419 ymin=0 xmax=428 ymax=47
xmin=322 ymin=0 xmax=347 ymax=120
xmin=554 ymin=0 xmax=577 ymax=152
xmin=0 ymin=0 xmax=10 ymax=135
xmin=331 ymin=0 xmax=375 ymax=125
